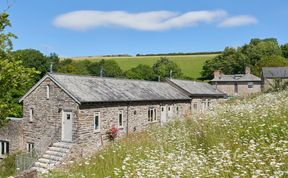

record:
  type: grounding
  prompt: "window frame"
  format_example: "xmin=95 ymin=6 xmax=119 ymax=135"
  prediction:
xmin=118 ymin=110 xmax=124 ymax=128
xmin=94 ymin=112 xmax=101 ymax=132
xmin=148 ymin=108 xmax=157 ymax=122
xmin=29 ymin=108 xmax=34 ymax=122
xmin=0 ymin=140 xmax=9 ymax=158
xmin=27 ymin=142 xmax=34 ymax=153
xmin=46 ymin=85 xmax=50 ymax=99
xmin=248 ymin=82 xmax=254 ymax=89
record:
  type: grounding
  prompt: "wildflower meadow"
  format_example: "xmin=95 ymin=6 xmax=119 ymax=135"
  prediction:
xmin=47 ymin=90 xmax=288 ymax=177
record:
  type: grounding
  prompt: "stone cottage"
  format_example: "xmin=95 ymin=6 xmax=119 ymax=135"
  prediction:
xmin=166 ymin=79 xmax=226 ymax=112
xmin=18 ymin=73 xmax=195 ymax=172
xmin=210 ymin=67 xmax=262 ymax=96
xmin=261 ymin=67 xmax=288 ymax=91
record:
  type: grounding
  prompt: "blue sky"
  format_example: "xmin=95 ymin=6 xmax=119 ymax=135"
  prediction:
xmin=4 ymin=0 xmax=288 ymax=57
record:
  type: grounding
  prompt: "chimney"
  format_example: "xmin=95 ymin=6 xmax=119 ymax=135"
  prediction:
xmin=245 ymin=67 xmax=251 ymax=74
xmin=213 ymin=70 xmax=221 ymax=79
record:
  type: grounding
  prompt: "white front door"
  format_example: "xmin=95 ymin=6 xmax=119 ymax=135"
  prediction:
xmin=160 ymin=105 xmax=167 ymax=125
xmin=62 ymin=111 xmax=73 ymax=142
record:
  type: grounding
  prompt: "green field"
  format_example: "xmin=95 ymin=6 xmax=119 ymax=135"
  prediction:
xmin=70 ymin=54 xmax=218 ymax=79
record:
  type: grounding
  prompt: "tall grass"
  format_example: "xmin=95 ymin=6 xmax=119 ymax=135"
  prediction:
xmin=47 ymin=90 xmax=288 ymax=177
xmin=0 ymin=153 xmax=16 ymax=178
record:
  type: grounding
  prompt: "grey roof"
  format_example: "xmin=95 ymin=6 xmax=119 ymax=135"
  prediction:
xmin=48 ymin=73 xmax=190 ymax=103
xmin=262 ymin=67 xmax=288 ymax=78
xmin=210 ymin=74 xmax=261 ymax=82
xmin=167 ymin=79 xmax=226 ymax=97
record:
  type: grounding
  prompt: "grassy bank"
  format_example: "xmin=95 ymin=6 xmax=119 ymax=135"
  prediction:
xmin=48 ymin=90 xmax=288 ymax=177
xmin=68 ymin=54 xmax=218 ymax=79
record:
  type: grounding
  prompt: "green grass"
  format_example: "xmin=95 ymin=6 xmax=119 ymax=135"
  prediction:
xmin=47 ymin=90 xmax=288 ymax=177
xmin=0 ymin=153 xmax=17 ymax=178
xmin=69 ymin=54 xmax=218 ymax=79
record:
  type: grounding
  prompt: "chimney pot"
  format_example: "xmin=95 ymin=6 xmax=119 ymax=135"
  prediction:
xmin=213 ymin=70 xmax=221 ymax=79
xmin=245 ymin=67 xmax=251 ymax=74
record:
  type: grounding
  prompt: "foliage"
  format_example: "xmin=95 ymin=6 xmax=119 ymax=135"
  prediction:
xmin=0 ymin=153 xmax=17 ymax=177
xmin=87 ymin=59 xmax=123 ymax=77
xmin=47 ymin=90 xmax=288 ymax=177
xmin=267 ymin=78 xmax=288 ymax=92
xmin=13 ymin=49 xmax=60 ymax=81
xmin=0 ymin=59 xmax=38 ymax=126
xmin=125 ymin=64 xmax=157 ymax=80
xmin=281 ymin=43 xmax=288 ymax=58
xmin=254 ymin=55 xmax=288 ymax=76
xmin=201 ymin=38 xmax=285 ymax=79
xmin=0 ymin=12 xmax=17 ymax=53
xmin=106 ymin=127 xmax=119 ymax=141
xmin=57 ymin=59 xmax=91 ymax=75
xmin=152 ymin=57 xmax=183 ymax=80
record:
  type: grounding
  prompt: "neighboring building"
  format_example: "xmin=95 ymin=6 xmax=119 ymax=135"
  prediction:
xmin=166 ymin=79 xmax=226 ymax=112
xmin=262 ymin=67 xmax=288 ymax=91
xmin=210 ymin=67 xmax=262 ymax=96
xmin=0 ymin=117 xmax=23 ymax=160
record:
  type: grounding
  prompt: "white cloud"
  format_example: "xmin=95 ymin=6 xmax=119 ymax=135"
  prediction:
xmin=219 ymin=15 xmax=257 ymax=27
xmin=53 ymin=10 xmax=227 ymax=31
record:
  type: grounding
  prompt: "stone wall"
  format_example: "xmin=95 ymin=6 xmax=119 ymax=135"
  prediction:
xmin=72 ymin=100 xmax=191 ymax=157
xmin=214 ymin=81 xmax=261 ymax=96
xmin=191 ymin=98 xmax=225 ymax=113
xmin=0 ymin=119 xmax=24 ymax=158
xmin=263 ymin=78 xmax=288 ymax=91
xmin=22 ymin=77 xmax=79 ymax=151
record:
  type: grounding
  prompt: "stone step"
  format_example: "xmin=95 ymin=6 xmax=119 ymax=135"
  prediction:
xmin=53 ymin=142 xmax=73 ymax=149
xmin=32 ymin=167 xmax=48 ymax=174
xmin=42 ymin=154 xmax=63 ymax=161
xmin=38 ymin=158 xmax=57 ymax=165
xmin=48 ymin=146 xmax=69 ymax=153
xmin=34 ymin=162 xmax=52 ymax=169
xmin=46 ymin=150 xmax=66 ymax=157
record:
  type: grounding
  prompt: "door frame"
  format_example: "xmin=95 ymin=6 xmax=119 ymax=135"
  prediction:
xmin=61 ymin=111 xmax=73 ymax=142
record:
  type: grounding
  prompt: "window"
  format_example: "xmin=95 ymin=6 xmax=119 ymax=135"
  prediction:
xmin=234 ymin=82 xmax=238 ymax=93
xmin=27 ymin=142 xmax=34 ymax=153
xmin=94 ymin=112 xmax=100 ymax=132
xmin=176 ymin=106 xmax=179 ymax=116
xmin=148 ymin=108 xmax=157 ymax=122
xmin=193 ymin=103 xmax=198 ymax=110
xmin=29 ymin=108 xmax=34 ymax=122
xmin=46 ymin=85 xmax=50 ymax=99
xmin=0 ymin=140 xmax=9 ymax=158
xmin=118 ymin=110 xmax=124 ymax=127
xmin=248 ymin=82 xmax=254 ymax=89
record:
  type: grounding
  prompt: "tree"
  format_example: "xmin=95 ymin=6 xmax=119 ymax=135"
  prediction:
xmin=0 ymin=60 xmax=38 ymax=127
xmin=201 ymin=38 xmax=284 ymax=79
xmin=125 ymin=64 xmax=157 ymax=80
xmin=87 ymin=59 xmax=123 ymax=77
xmin=13 ymin=49 xmax=59 ymax=81
xmin=0 ymin=12 xmax=38 ymax=126
xmin=281 ymin=43 xmax=288 ymax=58
xmin=152 ymin=57 xmax=183 ymax=80
xmin=254 ymin=55 xmax=288 ymax=76
xmin=0 ymin=13 xmax=16 ymax=53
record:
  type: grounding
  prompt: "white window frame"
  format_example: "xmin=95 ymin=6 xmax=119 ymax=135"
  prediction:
xmin=193 ymin=103 xmax=198 ymax=110
xmin=94 ymin=112 xmax=100 ymax=132
xmin=29 ymin=108 xmax=34 ymax=122
xmin=46 ymin=85 xmax=50 ymax=99
xmin=0 ymin=140 xmax=9 ymax=158
xmin=27 ymin=142 xmax=34 ymax=153
xmin=118 ymin=110 xmax=124 ymax=128
xmin=148 ymin=108 xmax=157 ymax=122
xmin=248 ymin=82 xmax=254 ymax=89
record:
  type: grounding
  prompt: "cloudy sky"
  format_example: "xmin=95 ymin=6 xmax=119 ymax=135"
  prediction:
xmin=5 ymin=0 xmax=288 ymax=57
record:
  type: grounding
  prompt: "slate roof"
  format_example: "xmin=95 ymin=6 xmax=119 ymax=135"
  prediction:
xmin=262 ymin=67 xmax=288 ymax=78
xmin=210 ymin=74 xmax=261 ymax=82
xmin=167 ymin=79 xmax=226 ymax=97
xmin=46 ymin=73 xmax=191 ymax=103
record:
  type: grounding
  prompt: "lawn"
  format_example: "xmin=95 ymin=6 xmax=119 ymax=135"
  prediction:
xmin=70 ymin=54 xmax=218 ymax=79
xmin=47 ymin=90 xmax=288 ymax=177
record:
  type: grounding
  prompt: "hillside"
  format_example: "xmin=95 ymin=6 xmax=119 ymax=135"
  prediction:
xmin=47 ymin=90 xmax=288 ymax=177
xmin=68 ymin=54 xmax=218 ymax=79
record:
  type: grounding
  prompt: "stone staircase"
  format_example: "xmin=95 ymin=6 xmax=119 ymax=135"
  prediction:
xmin=32 ymin=142 xmax=73 ymax=173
